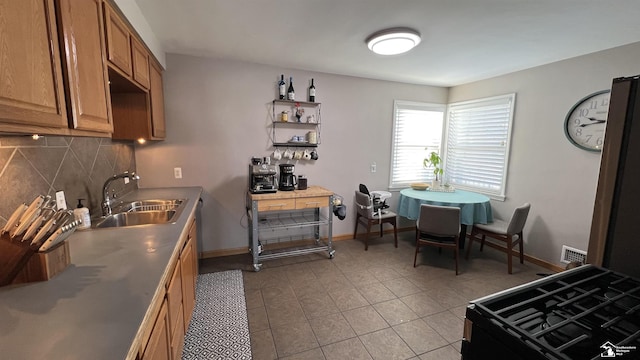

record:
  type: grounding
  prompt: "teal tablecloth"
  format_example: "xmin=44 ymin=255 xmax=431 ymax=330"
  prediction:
xmin=398 ymin=188 xmax=493 ymax=225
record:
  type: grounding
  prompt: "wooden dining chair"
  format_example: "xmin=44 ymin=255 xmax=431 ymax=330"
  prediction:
xmin=465 ymin=203 xmax=531 ymax=274
xmin=353 ymin=190 xmax=398 ymax=251
xmin=414 ymin=204 xmax=461 ymax=275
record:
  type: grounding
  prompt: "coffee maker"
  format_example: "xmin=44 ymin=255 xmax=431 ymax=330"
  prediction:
xmin=279 ymin=164 xmax=296 ymax=191
xmin=249 ymin=158 xmax=277 ymax=193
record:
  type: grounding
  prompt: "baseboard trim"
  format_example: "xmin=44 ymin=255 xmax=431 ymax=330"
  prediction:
xmin=199 ymin=228 xmax=564 ymax=274
xmin=476 ymin=241 xmax=563 ymax=273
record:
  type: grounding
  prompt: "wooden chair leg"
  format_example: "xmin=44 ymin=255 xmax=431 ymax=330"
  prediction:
xmin=353 ymin=214 xmax=360 ymax=239
xmin=454 ymin=244 xmax=459 ymax=275
xmin=518 ymin=232 xmax=524 ymax=264
xmin=392 ymin=219 xmax=398 ymax=248
xmin=413 ymin=229 xmax=420 ymax=267
xmin=379 ymin=221 xmax=383 ymax=237
xmin=480 ymin=234 xmax=486 ymax=251
xmin=507 ymin=235 xmax=513 ymax=274
xmin=364 ymin=220 xmax=372 ymax=251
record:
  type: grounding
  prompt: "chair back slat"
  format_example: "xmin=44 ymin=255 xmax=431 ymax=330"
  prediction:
xmin=417 ymin=204 xmax=460 ymax=237
xmin=507 ymin=203 xmax=531 ymax=235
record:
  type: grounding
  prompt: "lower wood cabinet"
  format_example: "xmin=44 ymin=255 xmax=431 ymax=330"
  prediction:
xmin=142 ymin=299 xmax=170 ymax=360
xmin=139 ymin=217 xmax=198 ymax=360
xmin=181 ymin=220 xmax=197 ymax=331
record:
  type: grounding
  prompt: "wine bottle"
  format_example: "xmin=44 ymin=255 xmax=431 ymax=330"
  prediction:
xmin=278 ymin=74 xmax=285 ymax=100
xmin=308 ymin=78 xmax=316 ymax=102
xmin=287 ymin=77 xmax=295 ymax=101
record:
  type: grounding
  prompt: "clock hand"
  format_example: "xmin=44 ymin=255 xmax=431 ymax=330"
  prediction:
xmin=586 ymin=117 xmax=604 ymax=122
xmin=579 ymin=120 xmax=606 ymax=127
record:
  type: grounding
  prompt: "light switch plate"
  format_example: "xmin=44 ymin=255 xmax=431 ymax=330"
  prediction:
xmin=174 ymin=167 xmax=182 ymax=179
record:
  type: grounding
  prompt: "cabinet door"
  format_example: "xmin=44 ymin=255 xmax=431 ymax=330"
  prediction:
xmin=166 ymin=259 xmax=183 ymax=338
xmin=142 ymin=299 xmax=171 ymax=360
xmin=181 ymin=235 xmax=196 ymax=331
xmin=149 ymin=61 xmax=166 ymax=139
xmin=57 ymin=0 xmax=113 ymax=133
xmin=132 ymin=38 xmax=150 ymax=89
xmin=103 ymin=2 xmax=132 ymax=76
xmin=0 ymin=0 xmax=68 ymax=128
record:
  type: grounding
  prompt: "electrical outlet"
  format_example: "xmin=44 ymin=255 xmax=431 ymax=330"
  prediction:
xmin=370 ymin=162 xmax=377 ymax=173
xmin=55 ymin=190 xmax=67 ymax=210
xmin=174 ymin=167 xmax=183 ymax=179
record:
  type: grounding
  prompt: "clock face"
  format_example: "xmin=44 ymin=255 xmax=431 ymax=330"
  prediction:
xmin=564 ymin=90 xmax=611 ymax=152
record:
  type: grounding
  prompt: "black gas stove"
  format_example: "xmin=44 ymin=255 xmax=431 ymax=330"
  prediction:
xmin=462 ymin=265 xmax=640 ymax=360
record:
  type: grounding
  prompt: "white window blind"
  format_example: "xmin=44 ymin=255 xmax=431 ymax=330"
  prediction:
xmin=445 ymin=94 xmax=515 ymax=199
xmin=389 ymin=101 xmax=445 ymax=189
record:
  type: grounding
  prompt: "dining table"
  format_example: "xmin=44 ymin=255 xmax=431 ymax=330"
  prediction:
xmin=397 ymin=187 xmax=493 ymax=248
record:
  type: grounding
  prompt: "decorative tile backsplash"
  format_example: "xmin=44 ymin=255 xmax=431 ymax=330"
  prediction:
xmin=0 ymin=136 xmax=136 ymax=225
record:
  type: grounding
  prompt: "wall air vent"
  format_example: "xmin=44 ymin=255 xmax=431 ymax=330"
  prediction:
xmin=560 ymin=245 xmax=587 ymax=264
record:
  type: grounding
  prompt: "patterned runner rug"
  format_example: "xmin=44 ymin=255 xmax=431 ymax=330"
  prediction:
xmin=182 ymin=270 xmax=252 ymax=359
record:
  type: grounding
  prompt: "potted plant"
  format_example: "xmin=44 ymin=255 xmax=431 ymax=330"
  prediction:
xmin=423 ymin=151 xmax=443 ymax=188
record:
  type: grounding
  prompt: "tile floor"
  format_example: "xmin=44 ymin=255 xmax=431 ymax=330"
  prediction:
xmin=199 ymin=231 xmax=551 ymax=360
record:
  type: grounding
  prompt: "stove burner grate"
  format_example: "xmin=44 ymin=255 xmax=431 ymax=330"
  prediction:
xmin=471 ymin=265 xmax=640 ymax=359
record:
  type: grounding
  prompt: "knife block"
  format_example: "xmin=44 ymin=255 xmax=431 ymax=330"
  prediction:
xmin=12 ymin=241 xmax=70 ymax=284
xmin=0 ymin=231 xmax=70 ymax=286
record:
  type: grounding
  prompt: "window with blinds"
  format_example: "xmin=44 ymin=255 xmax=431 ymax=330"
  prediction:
xmin=389 ymin=101 xmax=445 ymax=189
xmin=444 ymin=94 xmax=515 ymax=200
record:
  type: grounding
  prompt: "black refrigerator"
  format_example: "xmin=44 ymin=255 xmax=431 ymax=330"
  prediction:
xmin=587 ymin=75 xmax=640 ymax=278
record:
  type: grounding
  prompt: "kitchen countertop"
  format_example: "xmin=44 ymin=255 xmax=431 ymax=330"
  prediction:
xmin=0 ymin=186 xmax=203 ymax=360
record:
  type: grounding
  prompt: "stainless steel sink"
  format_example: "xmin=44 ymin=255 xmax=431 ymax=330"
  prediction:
xmin=113 ymin=199 xmax=185 ymax=213
xmin=92 ymin=199 xmax=187 ymax=229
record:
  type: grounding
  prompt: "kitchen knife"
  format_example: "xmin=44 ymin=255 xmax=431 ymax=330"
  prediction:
xmin=10 ymin=207 xmax=41 ymax=239
xmin=41 ymin=225 xmax=76 ymax=251
xmin=31 ymin=218 xmax=56 ymax=247
xmin=19 ymin=195 xmax=44 ymax=225
xmin=38 ymin=225 xmax=65 ymax=252
xmin=2 ymin=203 xmax=27 ymax=234
xmin=21 ymin=214 xmax=44 ymax=242
xmin=39 ymin=221 xmax=78 ymax=252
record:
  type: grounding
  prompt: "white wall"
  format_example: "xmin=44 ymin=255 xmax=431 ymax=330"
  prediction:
xmin=449 ymin=41 xmax=640 ymax=264
xmin=136 ymin=42 xmax=640 ymax=267
xmin=134 ymin=54 xmax=448 ymax=254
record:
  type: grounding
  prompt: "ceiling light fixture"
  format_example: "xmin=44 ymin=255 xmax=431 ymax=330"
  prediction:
xmin=366 ymin=27 xmax=421 ymax=55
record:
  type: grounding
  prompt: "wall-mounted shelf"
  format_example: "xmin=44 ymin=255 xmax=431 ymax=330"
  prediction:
xmin=272 ymin=142 xmax=318 ymax=148
xmin=271 ymin=100 xmax=321 ymax=147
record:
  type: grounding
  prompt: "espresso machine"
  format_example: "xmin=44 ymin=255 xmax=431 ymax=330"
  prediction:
xmin=279 ymin=164 xmax=296 ymax=191
xmin=249 ymin=158 xmax=277 ymax=193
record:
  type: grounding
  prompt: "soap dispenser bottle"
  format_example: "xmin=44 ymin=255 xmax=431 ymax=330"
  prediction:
xmin=74 ymin=198 xmax=91 ymax=229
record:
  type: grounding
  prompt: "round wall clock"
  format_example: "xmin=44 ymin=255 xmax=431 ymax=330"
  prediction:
xmin=564 ymin=90 xmax=611 ymax=152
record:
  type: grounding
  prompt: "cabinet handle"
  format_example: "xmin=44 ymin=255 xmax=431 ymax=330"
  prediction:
xmin=268 ymin=204 xmax=287 ymax=208
xmin=304 ymin=202 xmax=320 ymax=206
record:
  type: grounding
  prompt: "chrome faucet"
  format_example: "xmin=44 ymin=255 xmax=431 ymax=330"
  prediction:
xmin=102 ymin=171 xmax=140 ymax=216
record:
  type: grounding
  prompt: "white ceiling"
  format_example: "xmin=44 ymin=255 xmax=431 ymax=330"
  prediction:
xmin=134 ymin=0 xmax=640 ymax=87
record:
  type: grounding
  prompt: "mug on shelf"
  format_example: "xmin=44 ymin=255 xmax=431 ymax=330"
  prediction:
xmin=283 ymin=149 xmax=294 ymax=159
xmin=272 ymin=148 xmax=282 ymax=160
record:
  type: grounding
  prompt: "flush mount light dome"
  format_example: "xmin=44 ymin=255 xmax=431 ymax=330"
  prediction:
xmin=366 ymin=27 xmax=421 ymax=55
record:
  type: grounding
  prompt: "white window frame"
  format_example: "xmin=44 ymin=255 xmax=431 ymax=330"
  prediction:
xmin=443 ymin=93 xmax=516 ymax=201
xmin=389 ymin=100 xmax=446 ymax=190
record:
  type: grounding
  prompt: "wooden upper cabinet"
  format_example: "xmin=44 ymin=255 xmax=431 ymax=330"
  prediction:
xmin=132 ymin=38 xmax=151 ymax=89
xmin=104 ymin=1 xmax=132 ymax=77
xmin=149 ymin=61 xmax=166 ymax=139
xmin=0 ymin=0 xmax=68 ymax=128
xmin=57 ymin=0 xmax=113 ymax=133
